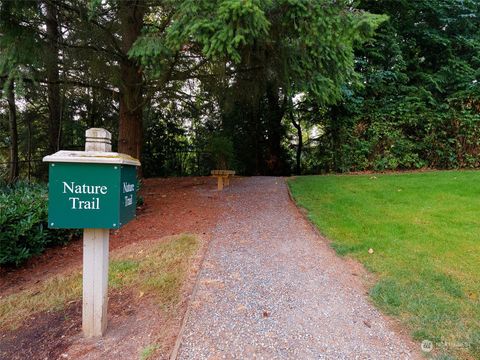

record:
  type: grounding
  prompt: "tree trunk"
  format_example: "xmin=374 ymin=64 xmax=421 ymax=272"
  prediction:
xmin=330 ymin=106 xmax=341 ymax=172
xmin=291 ymin=116 xmax=302 ymax=175
xmin=26 ymin=110 xmax=32 ymax=181
xmin=118 ymin=1 xmax=145 ymax=162
xmin=7 ymin=82 xmax=19 ymax=183
xmin=265 ymin=83 xmax=286 ymax=175
xmin=87 ymin=87 xmax=98 ymax=128
xmin=45 ymin=1 xmax=62 ymax=153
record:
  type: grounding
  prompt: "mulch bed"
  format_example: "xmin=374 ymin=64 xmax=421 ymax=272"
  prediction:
xmin=0 ymin=176 xmax=224 ymax=360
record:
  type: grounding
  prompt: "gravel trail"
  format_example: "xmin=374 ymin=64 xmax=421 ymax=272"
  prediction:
xmin=175 ymin=177 xmax=420 ymax=359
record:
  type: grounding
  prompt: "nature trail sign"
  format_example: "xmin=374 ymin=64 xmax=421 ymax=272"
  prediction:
xmin=43 ymin=128 xmax=140 ymax=338
xmin=44 ymin=160 xmax=137 ymax=229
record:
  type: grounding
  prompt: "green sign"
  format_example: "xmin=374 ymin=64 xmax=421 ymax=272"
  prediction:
xmin=48 ymin=162 xmax=137 ymax=229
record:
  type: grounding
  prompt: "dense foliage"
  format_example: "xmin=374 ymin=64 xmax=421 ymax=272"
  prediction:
xmin=306 ymin=0 xmax=480 ymax=173
xmin=0 ymin=0 xmax=478 ymax=179
xmin=0 ymin=182 xmax=77 ymax=266
xmin=0 ymin=0 xmax=382 ymax=179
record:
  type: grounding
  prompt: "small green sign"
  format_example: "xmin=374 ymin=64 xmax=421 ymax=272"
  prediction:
xmin=48 ymin=162 xmax=137 ymax=229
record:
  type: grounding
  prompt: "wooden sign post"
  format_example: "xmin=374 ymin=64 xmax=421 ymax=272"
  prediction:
xmin=83 ymin=128 xmax=111 ymax=337
xmin=43 ymin=128 xmax=140 ymax=337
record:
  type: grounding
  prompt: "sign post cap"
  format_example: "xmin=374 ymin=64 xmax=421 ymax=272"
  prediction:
xmin=85 ymin=128 xmax=111 ymax=152
xmin=85 ymin=128 xmax=111 ymax=140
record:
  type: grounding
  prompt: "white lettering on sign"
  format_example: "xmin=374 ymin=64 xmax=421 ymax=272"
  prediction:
xmin=123 ymin=182 xmax=135 ymax=193
xmin=63 ymin=182 xmax=107 ymax=195
xmin=124 ymin=194 xmax=133 ymax=207
xmin=63 ymin=182 xmax=105 ymax=210
xmin=69 ymin=197 xmax=100 ymax=210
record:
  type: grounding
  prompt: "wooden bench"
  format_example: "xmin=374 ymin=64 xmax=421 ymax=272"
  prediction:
xmin=211 ymin=170 xmax=235 ymax=190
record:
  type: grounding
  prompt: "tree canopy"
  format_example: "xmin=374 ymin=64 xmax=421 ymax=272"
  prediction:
xmin=0 ymin=0 xmax=478 ymax=181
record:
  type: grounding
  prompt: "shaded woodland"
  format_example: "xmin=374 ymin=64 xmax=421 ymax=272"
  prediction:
xmin=0 ymin=0 xmax=479 ymax=181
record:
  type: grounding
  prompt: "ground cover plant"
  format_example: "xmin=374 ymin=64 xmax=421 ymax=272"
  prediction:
xmin=289 ymin=171 xmax=480 ymax=359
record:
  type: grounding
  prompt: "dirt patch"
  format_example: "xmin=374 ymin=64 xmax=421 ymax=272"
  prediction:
xmin=0 ymin=298 xmax=81 ymax=360
xmin=65 ymin=290 xmax=173 ymax=360
xmin=0 ymin=177 xmax=226 ymax=360
xmin=0 ymin=290 xmax=171 ymax=360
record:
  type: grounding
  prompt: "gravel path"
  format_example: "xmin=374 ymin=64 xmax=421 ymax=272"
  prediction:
xmin=174 ymin=177 xmax=420 ymax=359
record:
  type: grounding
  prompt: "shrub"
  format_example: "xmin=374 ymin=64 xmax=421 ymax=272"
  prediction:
xmin=0 ymin=182 xmax=77 ymax=267
xmin=206 ymin=135 xmax=235 ymax=170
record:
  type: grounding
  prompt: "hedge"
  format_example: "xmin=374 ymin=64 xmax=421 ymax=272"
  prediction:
xmin=0 ymin=182 xmax=77 ymax=266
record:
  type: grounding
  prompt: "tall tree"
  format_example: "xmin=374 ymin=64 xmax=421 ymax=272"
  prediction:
xmin=211 ymin=0 xmax=386 ymax=174
xmin=0 ymin=0 xmax=42 ymax=179
xmin=117 ymin=0 xmax=146 ymax=159
xmin=6 ymin=81 xmax=19 ymax=183
xmin=44 ymin=0 xmax=62 ymax=153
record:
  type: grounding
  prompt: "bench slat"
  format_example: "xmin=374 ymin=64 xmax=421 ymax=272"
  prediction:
xmin=211 ymin=170 xmax=235 ymax=176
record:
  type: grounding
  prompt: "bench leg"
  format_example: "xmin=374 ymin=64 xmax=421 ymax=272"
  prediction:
xmin=224 ymin=176 xmax=229 ymax=187
xmin=217 ymin=176 xmax=223 ymax=190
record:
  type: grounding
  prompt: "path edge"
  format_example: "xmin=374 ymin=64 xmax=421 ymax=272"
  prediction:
xmin=168 ymin=185 xmax=233 ymax=360
xmin=170 ymin=181 xmax=238 ymax=359
xmin=285 ymin=177 xmax=328 ymax=241
xmin=169 ymin=234 xmax=212 ymax=360
xmin=285 ymin=177 xmax=422 ymax=358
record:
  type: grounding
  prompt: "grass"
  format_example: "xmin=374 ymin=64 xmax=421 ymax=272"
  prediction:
xmin=288 ymin=171 xmax=480 ymax=359
xmin=139 ymin=343 xmax=160 ymax=360
xmin=0 ymin=234 xmax=199 ymax=331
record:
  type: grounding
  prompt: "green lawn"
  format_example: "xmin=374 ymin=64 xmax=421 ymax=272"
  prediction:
xmin=288 ymin=171 xmax=480 ymax=359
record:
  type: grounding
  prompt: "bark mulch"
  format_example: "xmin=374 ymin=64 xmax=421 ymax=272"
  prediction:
xmin=0 ymin=177 xmax=224 ymax=360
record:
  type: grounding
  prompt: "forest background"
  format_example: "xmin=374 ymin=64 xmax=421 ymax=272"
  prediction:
xmin=0 ymin=0 xmax=479 ymax=181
